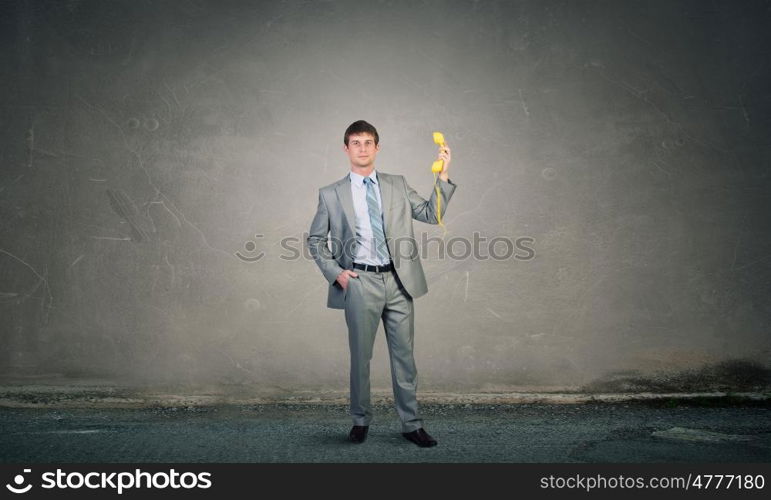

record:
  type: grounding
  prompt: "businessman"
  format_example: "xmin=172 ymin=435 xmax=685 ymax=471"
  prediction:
xmin=307 ymin=120 xmax=456 ymax=447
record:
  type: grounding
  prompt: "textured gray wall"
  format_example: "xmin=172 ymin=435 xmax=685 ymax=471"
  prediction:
xmin=1 ymin=0 xmax=769 ymax=391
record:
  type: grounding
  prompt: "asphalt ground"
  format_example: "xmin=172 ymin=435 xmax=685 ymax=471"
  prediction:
xmin=2 ymin=399 xmax=770 ymax=463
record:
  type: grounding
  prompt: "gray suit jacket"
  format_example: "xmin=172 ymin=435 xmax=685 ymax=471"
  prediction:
xmin=307 ymin=171 xmax=457 ymax=309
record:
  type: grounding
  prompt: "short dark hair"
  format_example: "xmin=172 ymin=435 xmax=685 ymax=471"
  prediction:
xmin=344 ymin=120 xmax=379 ymax=146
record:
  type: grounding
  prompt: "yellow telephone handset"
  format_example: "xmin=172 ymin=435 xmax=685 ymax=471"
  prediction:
xmin=431 ymin=131 xmax=445 ymax=173
xmin=430 ymin=131 xmax=447 ymax=236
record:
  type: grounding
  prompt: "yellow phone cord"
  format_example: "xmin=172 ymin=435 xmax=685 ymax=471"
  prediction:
xmin=434 ymin=171 xmax=448 ymax=238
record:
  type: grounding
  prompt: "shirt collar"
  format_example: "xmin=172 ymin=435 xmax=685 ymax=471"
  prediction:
xmin=349 ymin=169 xmax=378 ymax=187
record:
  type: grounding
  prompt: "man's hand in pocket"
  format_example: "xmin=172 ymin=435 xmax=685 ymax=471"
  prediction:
xmin=336 ymin=269 xmax=359 ymax=290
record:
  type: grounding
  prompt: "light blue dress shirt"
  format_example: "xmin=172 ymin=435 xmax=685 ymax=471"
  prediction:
xmin=349 ymin=170 xmax=390 ymax=266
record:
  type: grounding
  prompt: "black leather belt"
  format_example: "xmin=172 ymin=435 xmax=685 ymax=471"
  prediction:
xmin=353 ymin=262 xmax=393 ymax=273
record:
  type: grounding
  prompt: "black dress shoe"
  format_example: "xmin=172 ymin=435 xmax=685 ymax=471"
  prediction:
xmin=402 ymin=428 xmax=438 ymax=447
xmin=349 ymin=425 xmax=369 ymax=444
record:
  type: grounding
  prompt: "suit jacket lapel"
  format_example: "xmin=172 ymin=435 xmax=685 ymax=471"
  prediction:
xmin=379 ymin=172 xmax=393 ymax=236
xmin=335 ymin=174 xmax=357 ymax=237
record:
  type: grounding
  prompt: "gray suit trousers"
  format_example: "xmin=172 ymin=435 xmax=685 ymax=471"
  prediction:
xmin=344 ymin=268 xmax=423 ymax=433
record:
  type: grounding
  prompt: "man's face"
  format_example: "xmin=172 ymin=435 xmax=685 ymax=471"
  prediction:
xmin=344 ymin=133 xmax=380 ymax=169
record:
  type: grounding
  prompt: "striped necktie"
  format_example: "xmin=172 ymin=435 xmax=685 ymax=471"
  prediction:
xmin=362 ymin=177 xmax=389 ymax=263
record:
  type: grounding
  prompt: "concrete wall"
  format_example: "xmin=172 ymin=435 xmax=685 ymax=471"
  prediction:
xmin=1 ymin=0 xmax=769 ymax=391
